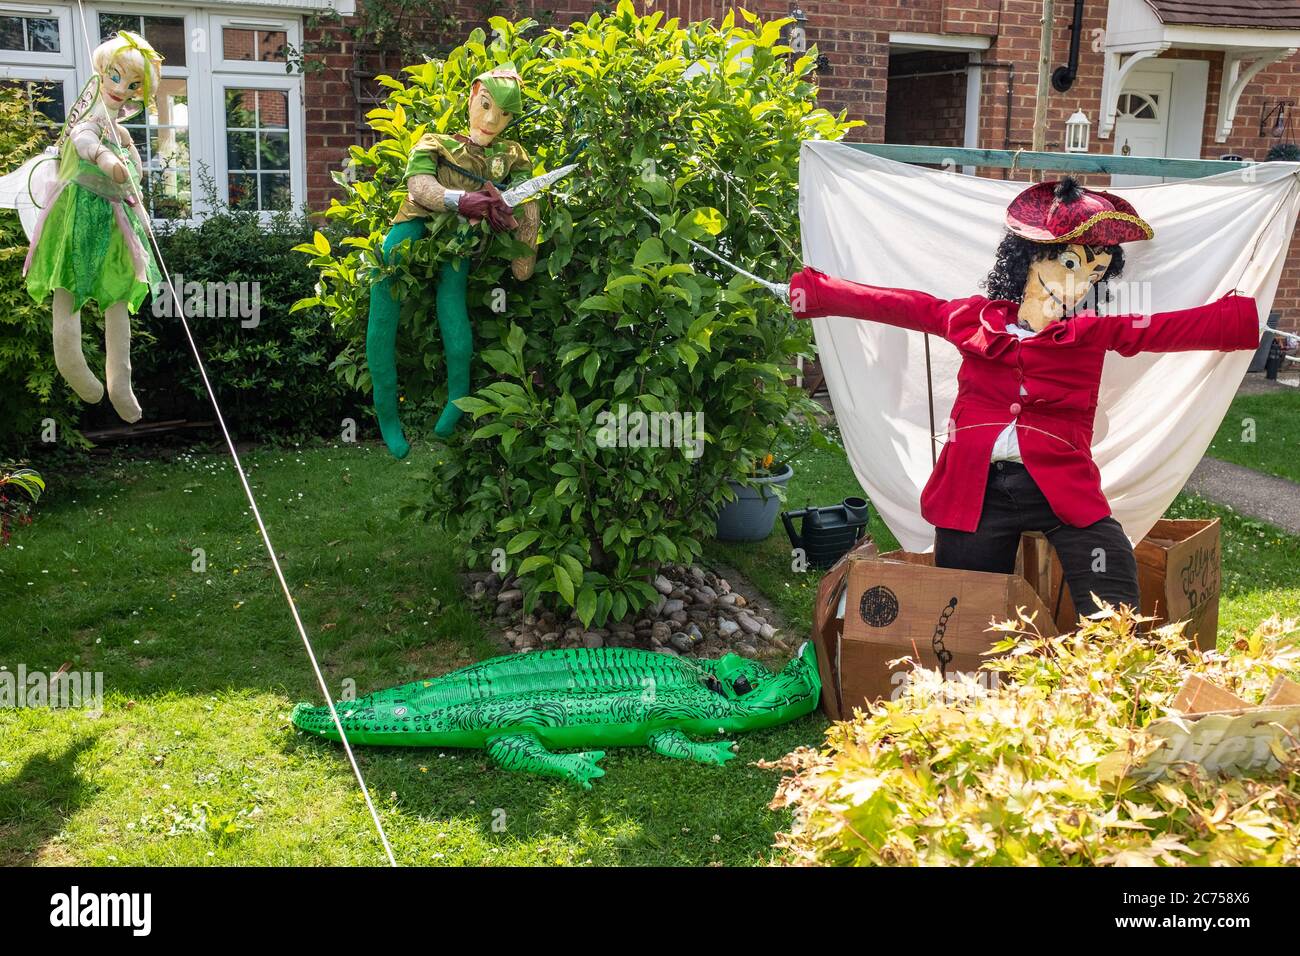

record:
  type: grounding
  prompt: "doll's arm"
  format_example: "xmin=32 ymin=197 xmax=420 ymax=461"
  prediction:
xmin=406 ymin=173 xmax=450 ymax=213
xmin=511 ymin=200 xmax=540 ymax=281
xmin=1098 ymin=292 xmax=1261 ymax=356
xmin=789 ymin=266 xmax=949 ymax=336
xmin=70 ymin=120 xmax=130 ymax=184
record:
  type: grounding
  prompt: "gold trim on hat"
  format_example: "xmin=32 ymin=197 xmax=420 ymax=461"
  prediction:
xmin=1029 ymin=210 xmax=1154 ymax=243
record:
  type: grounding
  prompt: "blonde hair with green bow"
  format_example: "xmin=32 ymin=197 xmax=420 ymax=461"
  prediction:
xmin=92 ymin=30 xmax=164 ymax=116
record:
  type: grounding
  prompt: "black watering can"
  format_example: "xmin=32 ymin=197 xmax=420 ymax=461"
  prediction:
xmin=781 ymin=497 xmax=871 ymax=570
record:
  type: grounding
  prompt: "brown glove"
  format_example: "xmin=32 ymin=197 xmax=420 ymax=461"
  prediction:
xmin=459 ymin=181 xmax=517 ymax=233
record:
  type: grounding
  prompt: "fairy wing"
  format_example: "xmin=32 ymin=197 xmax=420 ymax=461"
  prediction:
xmin=0 ymin=148 xmax=59 ymax=239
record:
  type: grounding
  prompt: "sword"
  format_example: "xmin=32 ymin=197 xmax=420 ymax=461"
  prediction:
xmin=632 ymin=201 xmax=790 ymax=303
xmin=501 ymin=163 xmax=580 ymax=208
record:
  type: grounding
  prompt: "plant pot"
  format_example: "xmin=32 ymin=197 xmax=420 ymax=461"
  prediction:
xmin=714 ymin=462 xmax=794 ymax=542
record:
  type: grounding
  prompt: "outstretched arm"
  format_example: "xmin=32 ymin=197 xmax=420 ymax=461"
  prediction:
xmin=1095 ymin=292 xmax=1262 ymax=356
xmin=789 ymin=266 xmax=949 ymax=336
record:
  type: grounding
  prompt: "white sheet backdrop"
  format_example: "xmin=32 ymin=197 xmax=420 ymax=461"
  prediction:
xmin=799 ymin=141 xmax=1300 ymax=553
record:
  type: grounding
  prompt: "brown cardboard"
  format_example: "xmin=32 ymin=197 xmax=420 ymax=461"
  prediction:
xmin=1019 ymin=519 xmax=1222 ymax=651
xmin=811 ymin=546 xmax=1056 ymax=719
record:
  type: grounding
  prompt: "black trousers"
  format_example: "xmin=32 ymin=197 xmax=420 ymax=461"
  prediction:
xmin=933 ymin=461 xmax=1140 ymax=618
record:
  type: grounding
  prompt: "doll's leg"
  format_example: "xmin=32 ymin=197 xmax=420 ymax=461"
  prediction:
xmin=366 ymin=219 xmax=427 ymax=459
xmin=103 ymin=301 xmax=142 ymax=423
xmin=51 ymin=288 xmax=105 ymax=404
xmin=1045 ymin=517 xmax=1140 ymax=619
xmin=433 ymin=257 xmax=472 ymax=439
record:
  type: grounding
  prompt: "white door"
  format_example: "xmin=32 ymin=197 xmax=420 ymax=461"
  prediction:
xmin=1111 ymin=69 xmax=1173 ymax=186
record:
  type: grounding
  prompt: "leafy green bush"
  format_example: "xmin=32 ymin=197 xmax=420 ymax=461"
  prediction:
xmin=0 ymin=86 xmax=87 ymax=455
xmin=769 ymin=609 xmax=1300 ymax=866
xmin=135 ymin=210 xmax=361 ymax=442
xmin=298 ymin=3 xmax=854 ymax=624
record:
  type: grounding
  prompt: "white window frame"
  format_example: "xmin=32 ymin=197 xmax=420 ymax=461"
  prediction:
xmin=0 ymin=3 xmax=74 ymax=66
xmin=91 ymin=4 xmax=209 ymax=220
xmin=211 ymin=70 xmax=304 ymax=218
xmin=212 ymin=12 xmax=296 ymax=75
xmin=0 ymin=3 xmax=306 ymax=223
xmin=0 ymin=61 xmax=77 ymax=125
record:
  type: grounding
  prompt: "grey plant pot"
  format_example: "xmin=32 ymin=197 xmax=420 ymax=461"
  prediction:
xmin=714 ymin=462 xmax=795 ymax=542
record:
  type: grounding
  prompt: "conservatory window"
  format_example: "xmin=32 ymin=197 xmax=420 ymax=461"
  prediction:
xmin=0 ymin=5 xmax=305 ymax=222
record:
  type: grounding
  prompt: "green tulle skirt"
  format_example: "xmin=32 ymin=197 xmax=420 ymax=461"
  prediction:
xmin=24 ymin=180 xmax=161 ymax=313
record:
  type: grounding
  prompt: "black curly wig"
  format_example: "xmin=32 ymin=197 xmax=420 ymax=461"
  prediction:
xmin=980 ymin=178 xmax=1126 ymax=313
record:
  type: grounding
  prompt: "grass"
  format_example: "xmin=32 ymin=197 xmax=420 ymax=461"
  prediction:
xmin=0 ymin=442 xmax=818 ymax=866
xmin=1207 ymin=387 xmax=1300 ymax=484
xmin=2 ymin=434 xmax=1297 ymax=865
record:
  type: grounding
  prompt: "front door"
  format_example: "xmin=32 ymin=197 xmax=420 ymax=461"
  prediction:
xmin=1111 ymin=69 xmax=1174 ymax=186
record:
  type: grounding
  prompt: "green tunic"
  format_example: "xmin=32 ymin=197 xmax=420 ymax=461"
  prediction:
xmin=391 ymin=132 xmax=532 ymax=230
xmin=25 ymin=134 xmax=161 ymax=312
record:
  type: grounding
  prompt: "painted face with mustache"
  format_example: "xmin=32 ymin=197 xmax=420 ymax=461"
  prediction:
xmin=1019 ymin=243 xmax=1113 ymax=332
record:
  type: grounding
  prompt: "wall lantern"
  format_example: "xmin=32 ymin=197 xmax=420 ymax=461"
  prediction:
xmin=1064 ymin=110 xmax=1091 ymax=153
xmin=785 ymin=7 xmax=808 ymax=54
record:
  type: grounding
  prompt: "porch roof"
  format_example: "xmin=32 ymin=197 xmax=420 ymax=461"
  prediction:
xmin=1145 ymin=1 xmax=1300 ymax=30
xmin=1103 ymin=0 xmax=1300 ymax=141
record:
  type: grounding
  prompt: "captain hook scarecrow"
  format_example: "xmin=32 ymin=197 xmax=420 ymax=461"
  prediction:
xmin=787 ymin=177 xmax=1262 ymax=615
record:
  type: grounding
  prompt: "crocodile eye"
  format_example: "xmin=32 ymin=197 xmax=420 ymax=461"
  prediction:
xmin=732 ymin=676 xmax=753 ymax=695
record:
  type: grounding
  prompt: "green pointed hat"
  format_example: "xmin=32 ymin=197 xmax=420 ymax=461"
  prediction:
xmin=473 ymin=62 xmax=524 ymax=116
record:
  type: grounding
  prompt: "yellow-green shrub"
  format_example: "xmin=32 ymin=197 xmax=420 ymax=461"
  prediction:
xmin=769 ymin=608 xmax=1300 ymax=866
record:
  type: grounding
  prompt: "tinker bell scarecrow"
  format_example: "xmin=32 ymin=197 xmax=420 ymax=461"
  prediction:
xmin=15 ymin=31 xmax=165 ymax=424
xmin=368 ymin=62 xmax=551 ymax=459
xmin=787 ymin=177 xmax=1262 ymax=617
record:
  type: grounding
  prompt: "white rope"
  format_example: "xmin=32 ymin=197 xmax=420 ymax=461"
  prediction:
xmin=72 ymin=1 xmax=397 ymax=866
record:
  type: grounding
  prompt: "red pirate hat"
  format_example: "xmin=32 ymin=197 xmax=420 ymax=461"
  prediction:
xmin=1006 ymin=177 xmax=1153 ymax=245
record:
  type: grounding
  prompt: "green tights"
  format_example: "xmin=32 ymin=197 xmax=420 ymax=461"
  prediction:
xmin=366 ymin=218 xmax=472 ymax=459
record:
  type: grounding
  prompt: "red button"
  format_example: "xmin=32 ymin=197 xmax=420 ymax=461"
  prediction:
xmin=1009 ymin=402 xmax=1022 ymax=415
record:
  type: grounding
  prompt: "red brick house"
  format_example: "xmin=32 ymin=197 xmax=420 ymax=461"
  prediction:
xmin=5 ymin=0 xmax=1299 ymax=327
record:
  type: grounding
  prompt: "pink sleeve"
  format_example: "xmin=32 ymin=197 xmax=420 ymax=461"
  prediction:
xmin=1096 ymin=293 xmax=1262 ymax=356
xmin=789 ymin=266 xmax=949 ymax=336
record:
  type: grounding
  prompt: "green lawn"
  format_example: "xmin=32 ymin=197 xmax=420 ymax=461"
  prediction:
xmin=2 ymin=435 xmax=1297 ymax=865
xmin=1208 ymin=387 xmax=1300 ymax=484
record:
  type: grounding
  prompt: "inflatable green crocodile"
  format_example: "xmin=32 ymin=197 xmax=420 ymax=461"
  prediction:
xmin=291 ymin=643 xmax=820 ymax=788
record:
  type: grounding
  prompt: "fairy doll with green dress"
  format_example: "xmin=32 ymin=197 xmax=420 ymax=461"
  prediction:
xmin=18 ymin=30 xmax=165 ymax=423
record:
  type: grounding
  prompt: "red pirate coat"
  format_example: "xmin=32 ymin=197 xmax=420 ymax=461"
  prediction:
xmin=790 ymin=267 xmax=1261 ymax=533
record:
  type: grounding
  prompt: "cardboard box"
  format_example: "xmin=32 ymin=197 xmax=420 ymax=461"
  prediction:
xmin=811 ymin=543 xmax=1057 ymax=719
xmin=1019 ymin=518 xmax=1221 ymax=650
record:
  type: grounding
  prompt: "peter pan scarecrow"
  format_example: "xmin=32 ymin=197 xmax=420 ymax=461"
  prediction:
xmin=367 ymin=63 xmax=541 ymax=459
xmin=788 ymin=177 xmax=1261 ymax=617
xmin=16 ymin=31 xmax=165 ymax=423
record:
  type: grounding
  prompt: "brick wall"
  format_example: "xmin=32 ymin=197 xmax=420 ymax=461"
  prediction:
xmin=304 ymin=0 xmax=1300 ymax=328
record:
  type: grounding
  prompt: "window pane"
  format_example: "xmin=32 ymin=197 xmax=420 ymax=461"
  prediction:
xmin=32 ymin=81 xmax=65 ymax=124
xmin=223 ymin=28 xmax=255 ymax=61
xmin=227 ymin=131 xmax=257 ymax=170
xmin=225 ymin=88 xmax=257 ymax=127
xmin=257 ymin=90 xmax=288 ymax=129
xmin=0 ymin=17 xmax=21 ymax=51
xmin=258 ymin=30 xmax=287 ymax=62
xmin=262 ymin=174 xmax=292 ymax=211
xmin=228 ymin=173 xmax=257 ymax=210
xmin=143 ymin=16 xmax=185 ymax=66
xmin=99 ymin=13 xmax=139 ymax=42
xmin=28 ymin=17 xmax=60 ymax=53
xmin=225 ymin=87 xmax=294 ymax=211
xmin=147 ymin=169 xmax=190 ymax=219
xmin=260 ymin=131 xmax=290 ymax=170
xmin=0 ymin=79 xmax=65 ymax=128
